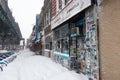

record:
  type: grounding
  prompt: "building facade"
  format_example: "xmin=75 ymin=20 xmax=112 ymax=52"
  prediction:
xmin=32 ymin=0 xmax=120 ymax=80
xmin=98 ymin=0 xmax=120 ymax=80
xmin=38 ymin=7 xmax=44 ymax=55
xmin=40 ymin=0 xmax=52 ymax=57
xmin=51 ymin=0 xmax=99 ymax=80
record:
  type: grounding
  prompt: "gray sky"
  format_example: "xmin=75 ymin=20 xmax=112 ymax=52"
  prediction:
xmin=8 ymin=0 xmax=44 ymax=39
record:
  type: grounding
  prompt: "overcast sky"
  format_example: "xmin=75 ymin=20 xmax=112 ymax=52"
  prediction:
xmin=8 ymin=0 xmax=44 ymax=40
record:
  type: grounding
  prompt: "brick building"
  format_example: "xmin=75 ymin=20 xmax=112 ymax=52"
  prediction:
xmin=39 ymin=0 xmax=52 ymax=57
xmin=37 ymin=0 xmax=120 ymax=80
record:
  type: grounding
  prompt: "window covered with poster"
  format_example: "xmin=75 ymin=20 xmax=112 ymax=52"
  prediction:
xmin=84 ymin=6 xmax=99 ymax=80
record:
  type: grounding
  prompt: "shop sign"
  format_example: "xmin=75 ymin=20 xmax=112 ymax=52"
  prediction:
xmin=35 ymin=15 xmax=39 ymax=41
xmin=51 ymin=0 xmax=91 ymax=29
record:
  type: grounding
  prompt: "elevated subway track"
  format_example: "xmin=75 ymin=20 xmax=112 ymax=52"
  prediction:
xmin=0 ymin=0 xmax=22 ymax=50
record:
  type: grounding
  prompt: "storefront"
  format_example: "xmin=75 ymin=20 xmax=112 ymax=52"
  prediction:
xmin=68 ymin=5 xmax=99 ymax=80
xmin=52 ymin=0 xmax=99 ymax=80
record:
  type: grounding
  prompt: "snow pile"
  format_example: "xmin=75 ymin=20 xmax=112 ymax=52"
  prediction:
xmin=0 ymin=50 xmax=8 ymax=53
xmin=0 ymin=49 xmax=88 ymax=80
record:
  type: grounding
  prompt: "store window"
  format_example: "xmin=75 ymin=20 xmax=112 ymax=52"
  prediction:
xmin=55 ymin=40 xmax=61 ymax=52
xmin=54 ymin=24 xmax=68 ymax=40
xmin=54 ymin=24 xmax=69 ymax=54
xmin=46 ymin=44 xmax=49 ymax=49
xmin=79 ymin=26 xmax=84 ymax=37
xmin=55 ymin=39 xmax=69 ymax=54
xmin=92 ymin=0 xmax=98 ymax=5
xmin=61 ymin=24 xmax=68 ymax=38
xmin=50 ymin=42 xmax=52 ymax=50
xmin=54 ymin=29 xmax=60 ymax=40
xmin=61 ymin=39 xmax=69 ymax=54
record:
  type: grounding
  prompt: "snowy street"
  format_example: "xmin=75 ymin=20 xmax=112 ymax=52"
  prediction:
xmin=0 ymin=49 xmax=88 ymax=80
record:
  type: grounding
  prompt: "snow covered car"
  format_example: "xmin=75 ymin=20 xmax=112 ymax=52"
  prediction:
xmin=0 ymin=50 xmax=13 ymax=60
xmin=4 ymin=54 xmax=17 ymax=63
xmin=0 ymin=50 xmax=17 ymax=71
xmin=0 ymin=61 xmax=7 ymax=71
xmin=0 ymin=51 xmax=17 ymax=63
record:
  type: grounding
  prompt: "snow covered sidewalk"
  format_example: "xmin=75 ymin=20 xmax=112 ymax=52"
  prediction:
xmin=0 ymin=49 xmax=88 ymax=80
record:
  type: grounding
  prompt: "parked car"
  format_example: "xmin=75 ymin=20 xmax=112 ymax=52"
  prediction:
xmin=0 ymin=61 xmax=7 ymax=71
xmin=0 ymin=50 xmax=17 ymax=71
xmin=0 ymin=51 xmax=13 ymax=59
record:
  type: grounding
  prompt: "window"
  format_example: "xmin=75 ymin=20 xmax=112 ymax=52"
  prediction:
xmin=61 ymin=24 xmax=68 ymax=38
xmin=47 ymin=12 xmax=49 ymax=24
xmin=58 ymin=0 xmax=62 ymax=9
xmin=61 ymin=39 xmax=69 ymax=54
xmin=44 ymin=9 xmax=51 ymax=26
xmin=44 ymin=16 xmax=46 ymax=26
xmin=64 ymin=0 xmax=71 ymax=6
xmin=50 ymin=42 xmax=52 ymax=50
xmin=46 ymin=44 xmax=49 ymax=49
xmin=54 ymin=29 xmax=60 ymax=40
xmin=48 ymin=9 xmax=50 ymax=23
xmin=47 ymin=9 xmax=50 ymax=24
xmin=64 ymin=0 xmax=68 ymax=5
xmin=79 ymin=26 xmax=84 ymax=37
xmin=56 ymin=0 xmax=62 ymax=13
